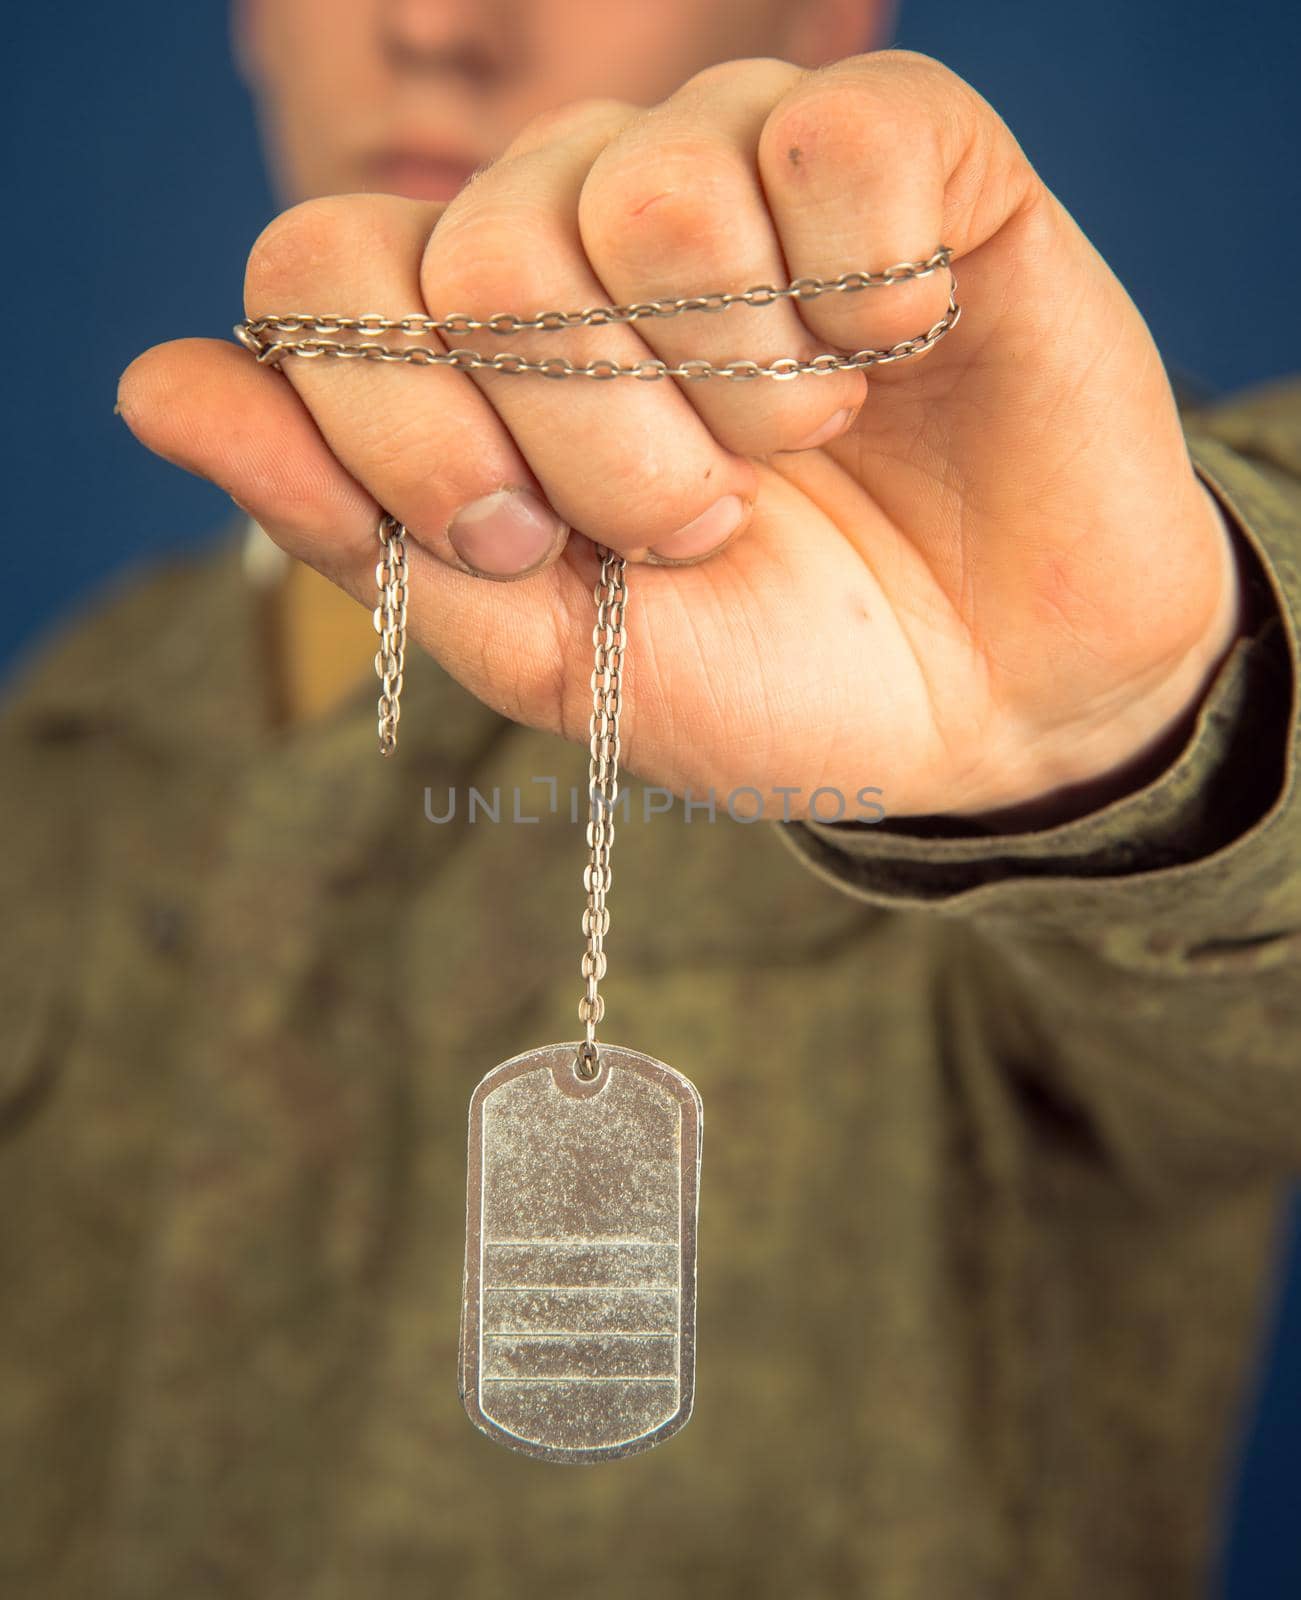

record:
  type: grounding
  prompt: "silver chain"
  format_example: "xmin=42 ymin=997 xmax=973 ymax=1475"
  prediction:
xmin=373 ymin=513 xmax=409 ymax=757
xmin=246 ymin=247 xmax=955 ymax=1067
xmin=576 ymin=547 xmax=628 ymax=1079
xmin=234 ymin=248 xmax=959 ymax=380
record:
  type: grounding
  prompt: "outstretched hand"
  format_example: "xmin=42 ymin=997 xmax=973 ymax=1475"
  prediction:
xmin=119 ymin=51 xmax=1241 ymax=819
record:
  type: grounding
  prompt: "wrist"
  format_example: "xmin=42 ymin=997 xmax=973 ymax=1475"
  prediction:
xmin=950 ymin=479 xmax=1249 ymax=833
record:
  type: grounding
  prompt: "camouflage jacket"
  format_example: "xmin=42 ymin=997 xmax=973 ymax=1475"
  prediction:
xmin=1 ymin=380 xmax=1298 ymax=1599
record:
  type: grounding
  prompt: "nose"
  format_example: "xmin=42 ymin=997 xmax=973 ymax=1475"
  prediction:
xmin=380 ymin=0 xmax=510 ymax=82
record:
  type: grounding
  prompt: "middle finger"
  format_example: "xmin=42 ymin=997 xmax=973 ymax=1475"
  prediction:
xmin=423 ymin=100 xmax=760 ymax=564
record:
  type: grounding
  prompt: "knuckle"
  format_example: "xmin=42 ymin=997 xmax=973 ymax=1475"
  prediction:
xmin=531 ymin=96 xmax=630 ymax=142
xmin=860 ymin=47 xmax=958 ymax=82
xmin=762 ymin=52 xmax=967 ymax=174
xmin=244 ymin=195 xmax=419 ymax=315
xmin=245 ymin=200 xmax=332 ymax=314
xmin=426 ymin=199 xmax=553 ymax=314
xmin=829 ymin=47 xmax=966 ymax=102
xmin=504 ymin=96 xmax=634 ymax=155
xmin=762 ymin=87 xmax=915 ymax=176
xmin=580 ymin=138 xmax=746 ymax=271
xmin=676 ymin=55 xmax=800 ymax=98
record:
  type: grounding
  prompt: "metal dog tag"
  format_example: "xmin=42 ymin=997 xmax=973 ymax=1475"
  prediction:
xmin=460 ymin=1041 xmax=702 ymax=1463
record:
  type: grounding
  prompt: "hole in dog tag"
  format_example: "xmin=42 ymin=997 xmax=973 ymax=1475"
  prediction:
xmin=460 ymin=1042 xmax=702 ymax=1463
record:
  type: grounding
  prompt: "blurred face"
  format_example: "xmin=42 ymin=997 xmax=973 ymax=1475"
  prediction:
xmin=236 ymin=0 xmax=884 ymax=203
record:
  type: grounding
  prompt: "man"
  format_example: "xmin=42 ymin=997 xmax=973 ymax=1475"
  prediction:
xmin=2 ymin=0 xmax=1297 ymax=1595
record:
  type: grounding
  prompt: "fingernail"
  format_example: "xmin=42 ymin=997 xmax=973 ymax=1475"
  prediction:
xmin=790 ymin=406 xmax=858 ymax=452
xmin=447 ymin=489 xmax=567 ymax=578
xmin=649 ymin=494 xmax=746 ymax=564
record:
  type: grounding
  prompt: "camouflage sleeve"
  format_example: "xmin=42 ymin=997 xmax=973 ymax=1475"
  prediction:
xmin=777 ymin=378 xmax=1301 ymax=1186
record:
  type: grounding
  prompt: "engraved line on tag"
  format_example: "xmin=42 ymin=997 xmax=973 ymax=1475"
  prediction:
xmin=461 ymin=1043 xmax=701 ymax=1462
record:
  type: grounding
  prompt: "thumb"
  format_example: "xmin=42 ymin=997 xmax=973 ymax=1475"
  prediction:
xmin=117 ymin=335 xmax=593 ymax=740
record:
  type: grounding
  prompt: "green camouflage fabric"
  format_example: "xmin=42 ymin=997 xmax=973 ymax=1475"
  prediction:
xmin=1 ymin=379 xmax=1298 ymax=1600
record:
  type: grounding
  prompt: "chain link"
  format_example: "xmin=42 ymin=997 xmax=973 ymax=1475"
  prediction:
xmin=234 ymin=249 xmax=959 ymax=380
xmin=575 ymin=546 xmax=627 ymax=1079
xmin=253 ymin=249 xmax=955 ymax=1060
xmin=373 ymin=513 xmax=409 ymax=757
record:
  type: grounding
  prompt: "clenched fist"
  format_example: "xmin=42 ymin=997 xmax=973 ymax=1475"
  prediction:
xmin=119 ymin=51 xmax=1242 ymax=820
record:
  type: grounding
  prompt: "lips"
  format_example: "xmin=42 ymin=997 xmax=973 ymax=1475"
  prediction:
xmin=365 ymin=151 xmax=480 ymax=202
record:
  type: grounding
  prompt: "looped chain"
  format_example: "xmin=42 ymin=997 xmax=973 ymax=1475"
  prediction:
xmin=373 ymin=514 xmax=409 ymax=756
xmin=250 ymin=250 xmax=956 ymax=1049
xmin=576 ymin=546 xmax=628 ymax=1080
xmin=234 ymin=248 xmax=960 ymax=380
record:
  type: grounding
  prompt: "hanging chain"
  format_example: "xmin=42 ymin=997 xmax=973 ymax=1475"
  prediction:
xmin=576 ymin=547 xmax=628 ymax=1079
xmin=243 ymin=249 xmax=955 ymax=1058
xmin=234 ymin=248 xmax=959 ymax=380
xmin=373 ymin=513 xmax=409 ymax=757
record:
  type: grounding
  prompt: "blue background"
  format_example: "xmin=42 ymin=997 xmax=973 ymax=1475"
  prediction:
xmin=3 ymin=2 xmax=1299 ymax=1591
